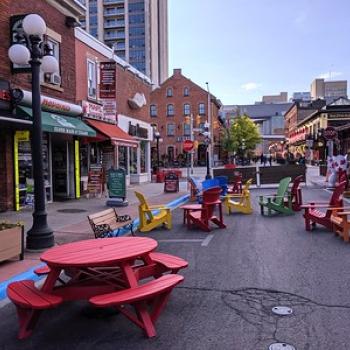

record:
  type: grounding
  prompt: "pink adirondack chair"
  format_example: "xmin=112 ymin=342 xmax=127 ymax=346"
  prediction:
xmin=302 ymin=181 xmax=346 ymax=231
xmin=288 ymin=175 xmax=304 ymax=211
xmin=187 ymin=187 xmax=226 ymax=232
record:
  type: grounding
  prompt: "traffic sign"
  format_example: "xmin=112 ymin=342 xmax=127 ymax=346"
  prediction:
xmin=324 ymin=126 xmax=337 ymax=140
xmin=183 ymin=140 xmax=194 ymax=152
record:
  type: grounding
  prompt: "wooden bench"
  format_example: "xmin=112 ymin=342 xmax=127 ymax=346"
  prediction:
xmin=88 ymin=208 xmax=134 ymax=238
xmin=90 ymin=274 xmax=184 ymax=337
xmin=149 ymin=252 xmax=188 ymax=273
xmin=7 ymin=280 xmax=63 ymax=339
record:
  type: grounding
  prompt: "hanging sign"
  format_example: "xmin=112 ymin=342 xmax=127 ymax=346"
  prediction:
xmin=324 ymin=126 xmax=337 ymax=141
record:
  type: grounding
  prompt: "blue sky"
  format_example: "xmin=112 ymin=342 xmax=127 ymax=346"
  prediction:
xmin=168 ymin=0 xmax=350 ymax=105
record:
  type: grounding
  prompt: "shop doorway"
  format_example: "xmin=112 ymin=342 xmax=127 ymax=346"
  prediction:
xmin=167 ymin=146 xmax=175 ymax=164
xmin=52 ymin=137 xmax=75 ymax=199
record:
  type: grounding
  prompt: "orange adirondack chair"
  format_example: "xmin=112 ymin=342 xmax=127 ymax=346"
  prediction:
xmin=288 ymin=175 xmax=304 ymax=211
xmin=187 ymin=187 xmax=226 ymax=232
xmin=302 ymin=181 xmax=346 ymax=231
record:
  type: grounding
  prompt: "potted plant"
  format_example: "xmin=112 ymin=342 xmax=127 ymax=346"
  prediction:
xmin=0 ymin=221 xmax=24 ymax=262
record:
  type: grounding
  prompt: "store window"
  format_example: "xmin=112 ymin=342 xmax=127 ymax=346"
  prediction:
xmin=129 ymin=147 xmax=138 ymax=174
xmin=80 ymin=144 xmax=89 ymax=177
xmin=118 ymin=146 xmax=128 ymax=172
xmin=140 ymin=141 xmax=146 ymax=173
xmin=16 ymin=132 xmax=52 ymax=207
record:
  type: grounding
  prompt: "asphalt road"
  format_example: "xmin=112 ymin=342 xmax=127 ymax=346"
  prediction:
xmin=2 ymin=187 xmax=350 ymax=350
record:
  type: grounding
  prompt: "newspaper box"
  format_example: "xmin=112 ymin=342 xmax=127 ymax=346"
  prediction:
xmin=164 ymin=172 xmax=179 ymax=193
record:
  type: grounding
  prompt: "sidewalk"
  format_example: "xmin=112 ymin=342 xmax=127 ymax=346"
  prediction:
xmin=0 ymin=181 xmax=189 ymax=286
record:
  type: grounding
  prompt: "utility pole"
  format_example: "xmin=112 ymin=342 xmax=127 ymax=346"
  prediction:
xmin=190 ymin=113 xmax=194 ymax=174
xmin=206 ymin=82 xmax=212 ymax=169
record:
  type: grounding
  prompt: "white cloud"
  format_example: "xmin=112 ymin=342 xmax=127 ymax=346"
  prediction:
xmin=241 ymin=82 xmax=261 ymax=91
xmin=318 ymin=71 xmax=343 ymax=80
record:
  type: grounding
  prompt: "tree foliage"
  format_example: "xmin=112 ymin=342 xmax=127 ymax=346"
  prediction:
xmin=221 ymin=115 xmax=262 ymax=155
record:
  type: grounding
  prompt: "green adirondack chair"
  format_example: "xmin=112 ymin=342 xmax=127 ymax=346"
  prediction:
xmin=259 ymin=177 xmax=294 ymax=216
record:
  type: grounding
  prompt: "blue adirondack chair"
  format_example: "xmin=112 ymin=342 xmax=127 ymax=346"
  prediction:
xmin=214 ymin=176 xmax=229 ymax=195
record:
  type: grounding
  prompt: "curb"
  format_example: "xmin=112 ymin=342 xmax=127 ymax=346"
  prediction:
xmin=0 ymin=193 xmax=190 ymax=301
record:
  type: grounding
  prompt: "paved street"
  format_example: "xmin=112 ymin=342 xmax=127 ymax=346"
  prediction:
xmin=2 ymin=185 xmax=350 ymax=350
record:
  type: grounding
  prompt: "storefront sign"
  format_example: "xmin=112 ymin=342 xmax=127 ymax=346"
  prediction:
xmin=16 ymin=130 xmax=30 ymax=141
xmin=100 ymin=62 xmax=116 ymax=99
xmin=128 ymin=122 xmax=148 ymax=139
xmin=102 ymin=100 xmax=117 ymax=123
xmin=107 ymin=168 xmax=126 ymax=199
xmin=329 ymin=113 xmax=350 ymax=119
xmin=324 ymin=127 xmax=337 ymax=141
xmin=82 ymin=100 xmax=104 ymax=120
xmin=20 ymin=90 xmax=83 ymax=116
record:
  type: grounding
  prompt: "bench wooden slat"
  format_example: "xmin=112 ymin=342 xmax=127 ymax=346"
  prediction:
xmin=34 ymin=266 xmax=51 ymax=276
xmin=90 ymin=274 xmax=184 ymax=307
xmin=150 ymin=252 xmax=188 ymax=270
xmin=7 ymin=280 xmax=63 ymax=309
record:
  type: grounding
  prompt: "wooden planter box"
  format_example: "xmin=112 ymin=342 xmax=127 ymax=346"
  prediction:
xmin=0 ymin=225 xmax=24 ymax=263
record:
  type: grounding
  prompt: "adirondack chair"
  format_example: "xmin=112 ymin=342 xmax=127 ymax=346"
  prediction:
xmin=287 ymin=175 xmax=304 ymax=211
xmin=214 ymin=176 xmax=229 ymax=195
xmin=187 ymin=187 xmax=226 ymax=232
xmin=188 ymin=176 xmax=201 ymax=201
xmin=135 ymin=191 xmax=172 ymax=232
xmin=228 ymin=172 xmax=243 ymax=194
xmin=259 ymin=177 xmax=293 ymax=216
xmin=224 ymin=179 xmax=253 ymax=215
xmin=302 ymin=181 xmax=346 ymax=232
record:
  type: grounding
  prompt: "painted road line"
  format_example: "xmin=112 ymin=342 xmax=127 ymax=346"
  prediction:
xmin=201 ymin=234 xmax=214 ymax=246
xmin=158 ymin=239 xmax=203 ymax=243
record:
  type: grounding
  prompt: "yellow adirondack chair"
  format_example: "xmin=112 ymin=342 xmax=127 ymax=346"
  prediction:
xmin=224 ymin=179 xmax=253 ymax=215
xmin=135 ymin=191 xmax=172 ymax=232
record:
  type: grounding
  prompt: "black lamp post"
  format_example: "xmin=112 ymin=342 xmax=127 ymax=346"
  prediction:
xmin=154 ymin=130 xmax=161 ymax=172
xmin=8 ymin=14 xmax=59 ymax=250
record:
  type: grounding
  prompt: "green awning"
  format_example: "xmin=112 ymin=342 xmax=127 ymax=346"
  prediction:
xmin=17 ymin=106 xmax=96 ymax=137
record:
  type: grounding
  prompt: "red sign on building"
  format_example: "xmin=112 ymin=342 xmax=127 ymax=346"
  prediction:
xmin=324 ymin=127 xmax=337 ymax=140
xmin=183 ymin=140 xmax=194 ymax=152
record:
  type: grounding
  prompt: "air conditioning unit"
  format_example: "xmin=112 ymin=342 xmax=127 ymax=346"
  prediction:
xmin=88 ymin=87 xmax=96 ymax=97
xmin=47 ymin=73 xmax=61 ymax=85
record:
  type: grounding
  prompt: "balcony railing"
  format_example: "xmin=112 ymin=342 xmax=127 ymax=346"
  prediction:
xmin=104 ymin=0 xmax=124 ymax=5
xmin=104 ymin=33 xmax=125 ymax=40
xmin=104 ymin=9 xmax=125 ymax=16
xmin=104 ymin=20 xmax=125 ymax=28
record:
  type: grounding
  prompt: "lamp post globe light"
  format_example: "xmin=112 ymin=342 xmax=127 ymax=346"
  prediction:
xmin=8 ymin=14 xmax=59 ymax=250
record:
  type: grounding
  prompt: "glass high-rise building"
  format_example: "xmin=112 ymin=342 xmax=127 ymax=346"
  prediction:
xmin=81 ymin=0 xmax=168 ymax=85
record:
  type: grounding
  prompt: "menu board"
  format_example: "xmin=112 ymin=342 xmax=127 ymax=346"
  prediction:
xmin=107 ymin=168 xmax=126 ymax=200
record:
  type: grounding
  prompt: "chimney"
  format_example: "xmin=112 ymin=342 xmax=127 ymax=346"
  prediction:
xmin=173 ymin=68 xmax=182 ymax=76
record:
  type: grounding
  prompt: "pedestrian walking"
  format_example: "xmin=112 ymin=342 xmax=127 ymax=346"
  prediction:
xmin=269 ymin=155 xmax=272 ymax=166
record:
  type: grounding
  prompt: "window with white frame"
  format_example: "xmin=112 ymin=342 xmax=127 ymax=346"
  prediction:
xmin=183 ymin=123 xmax=191 ymax=136
xmin=183 ymin=103 xmax=191 ymax=115
xmin=184 ymin=87 xmax=189 ymax=96
xmin=150 ymin=104 xmax=157 ymax=117
xmin=87 ymin=60 xmax=97 ymax=99
xmin=166 ymin=87 xmax=173 ymax=97
xmin=167 ymin=104 xmax=174 ymax=116
xmin=199 ymin=103 xmax=206 ymax=115
xmin=167 ymin=123 xmax=175 ymax=136
xmin=44 ymin=37 xmax=61 ymax=85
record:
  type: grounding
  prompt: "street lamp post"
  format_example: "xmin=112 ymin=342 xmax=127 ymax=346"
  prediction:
xmin=154 ymin=130 xmax=161 ymax=172
xmin=241 ymin=138 xmax=246 ymax=165
xmin=8 ymin=14 xmax=59 ymax=250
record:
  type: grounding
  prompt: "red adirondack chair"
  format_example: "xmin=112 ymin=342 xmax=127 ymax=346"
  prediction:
xmin=288 ymin=175 xmax=304 ymax=211
xmin=187 ymin=187 xmax=226 ymax=232
xmin=302 ymin=181 xmax=346 ymax=231
xmin=228 ymin=172 xmax=243 ymax=194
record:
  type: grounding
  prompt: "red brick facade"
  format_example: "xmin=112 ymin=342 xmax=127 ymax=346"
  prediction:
xmin=0 ymin=0 xmax=77 ymax=210
xmin=150 ymin=69 xmax=221 ymax=165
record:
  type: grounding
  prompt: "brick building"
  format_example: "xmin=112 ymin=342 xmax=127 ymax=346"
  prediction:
xmin=75 ymin=27 xmax=154 ymax=184
xmin=0 ymin=0 xmax=91 ymax=211
xmin=150 ymin=68 xmax=222 ymax=167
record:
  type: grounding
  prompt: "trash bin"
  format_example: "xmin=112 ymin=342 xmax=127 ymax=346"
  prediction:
xmin=164 ymin=172 xmax=179 ymax=193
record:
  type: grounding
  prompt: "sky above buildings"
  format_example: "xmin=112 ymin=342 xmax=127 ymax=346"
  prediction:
xmin=168 ymin=0 xmax=350 ymax=105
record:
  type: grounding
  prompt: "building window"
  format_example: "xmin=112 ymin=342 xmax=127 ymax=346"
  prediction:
xmin=167 ymin=104 xmax=174 ymax=116
xmin=199 ymin=103 xmax=205 ymax=115
xmin=184 ymin=87 xmax=189 ymax=96
xmin=87 ymin=60 xmax=97 ymax=99
xmin=184 ymin=123 xmax=191 ymax=136
xmin=150 ymin=104 xmax=157 ymax=117
xmin=166 ymin=87 xmax=173 ymax=97
xmin=183 ymin=103 xmax=191 ymax=115
xmin=167 ymin=123 xmax=175 ymax=136
xmin=43 ymin=37 xmax=61 ymax=84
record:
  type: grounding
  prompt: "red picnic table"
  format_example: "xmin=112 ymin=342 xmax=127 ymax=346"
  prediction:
xmin=7 ymin=237 xmax=187 ymax=339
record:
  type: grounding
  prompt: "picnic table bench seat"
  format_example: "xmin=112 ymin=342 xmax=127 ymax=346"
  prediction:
xmin=7 ymin=280 xmax=63 ymax=309
xmin=90 ymin=274 xmax=184 ymax=337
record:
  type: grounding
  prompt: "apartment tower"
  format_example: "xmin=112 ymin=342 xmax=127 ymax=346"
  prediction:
xmin=81 ymin=0 xmax=168 ymax=85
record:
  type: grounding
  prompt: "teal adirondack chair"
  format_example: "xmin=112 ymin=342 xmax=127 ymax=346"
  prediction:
xmin=259 ymin=177 xmax=294 ymax=216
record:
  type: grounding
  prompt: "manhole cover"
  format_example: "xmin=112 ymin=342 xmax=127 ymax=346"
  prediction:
xmin=57 ymin=209 xmax=87 ymax=213
xmin=269 ymin=343 xmax=296 ymax=350
xmin=272 ymin=306 xmax=293 ymax=316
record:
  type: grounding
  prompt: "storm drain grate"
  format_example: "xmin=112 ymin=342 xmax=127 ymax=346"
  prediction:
xmin=269 ymin=343 xmax=296 ymax=350
xmin=57 ymin=209 xmax=87 ymax=214
xmin=272 ymin=306 xmax=293 ymax=316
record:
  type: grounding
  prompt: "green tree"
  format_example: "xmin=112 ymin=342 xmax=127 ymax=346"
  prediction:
xmin=221 ymin=115 xmax=261 ymax=157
